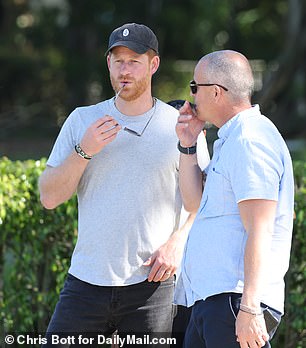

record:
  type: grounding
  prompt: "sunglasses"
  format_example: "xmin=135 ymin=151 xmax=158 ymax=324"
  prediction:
xmin=123 ymin=113 xmax=154 ymax=137
xmin=190 ymin=80 xmax=228 ymax=94
xmin=167 ymin=99 xmax=196 ymax=112
xmin=123 ymin=98 xmax=157 ymax=137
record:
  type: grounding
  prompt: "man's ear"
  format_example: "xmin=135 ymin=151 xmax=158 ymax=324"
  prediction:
xmin=106 ymin=54 xmax=111 ymax=70
xmin=214 ymin=85 xmax=222 ymax=102
xmin=151 ymin=56 xmax=160 ymax=75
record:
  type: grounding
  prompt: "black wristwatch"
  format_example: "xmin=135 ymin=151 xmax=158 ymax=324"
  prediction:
xmin=177 ymin=141 xmax=197 ymax=155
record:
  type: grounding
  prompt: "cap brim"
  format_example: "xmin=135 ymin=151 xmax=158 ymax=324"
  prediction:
xmin=105 ymin=40 xmax=150 ymax=55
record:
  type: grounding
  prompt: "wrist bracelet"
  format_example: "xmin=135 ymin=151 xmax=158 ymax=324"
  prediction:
xmin=75 ymin=144 xmax=92 ymax=160
xmin=239 ymin=304 xmax=263 ymax=316
xmin=177 ymin=141 xmax=197 ymax=155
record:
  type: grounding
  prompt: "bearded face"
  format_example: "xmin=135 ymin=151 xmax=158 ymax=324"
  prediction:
xmin=108 ymin=47 xmax=156 ymax=102
xmin=110 ymin=71 xmax=151 ymax=102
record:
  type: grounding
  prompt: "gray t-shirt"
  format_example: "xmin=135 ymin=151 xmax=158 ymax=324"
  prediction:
xmin=47 ymin=98 xmax=182 ymax=286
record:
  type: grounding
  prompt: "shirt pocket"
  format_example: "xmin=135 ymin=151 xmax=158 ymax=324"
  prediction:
xmin=198 ymin=165 xmax=239 ymax=218
xmin=198 ymin=167 xmax=225 ymax=217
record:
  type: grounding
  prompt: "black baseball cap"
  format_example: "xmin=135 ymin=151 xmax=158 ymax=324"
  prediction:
xmin=105 ymin=23 xmax=159 ymax=55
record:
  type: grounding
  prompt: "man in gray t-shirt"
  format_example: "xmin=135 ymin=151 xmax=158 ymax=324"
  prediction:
xmin=39 ymin=23 xmax=196 ymax=346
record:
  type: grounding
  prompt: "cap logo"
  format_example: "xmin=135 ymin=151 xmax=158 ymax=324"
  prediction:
xmin=123 ymin=29 xmax=129 ymax=37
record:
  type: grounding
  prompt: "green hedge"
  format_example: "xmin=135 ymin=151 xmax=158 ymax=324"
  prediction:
xmin=0 ymin=157 xmax=305 ymax=347
xmin=0 ymin=157 xmax=77 ymax=337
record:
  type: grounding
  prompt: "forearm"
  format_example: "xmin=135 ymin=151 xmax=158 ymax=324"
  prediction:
xmin=238 ymin=199 xmax=276 ymax=309
xmin=179 ymin=153 xmax=203 ymax=213
xmin=39 ymin=150 xmax=89 ymax=209
xmin=171 ymin=212 xmax=197 ymax=243
xmin=235 ymin=225 xmax=273 ymax=346
xmin=145 ymin=213 xmax=196 ymax=282
xmin=241 ymin=228 xmax=272 ymax=308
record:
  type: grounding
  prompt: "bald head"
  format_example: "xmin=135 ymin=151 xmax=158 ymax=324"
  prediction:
xmin=198 ymin=50 xmax=254 ymax=103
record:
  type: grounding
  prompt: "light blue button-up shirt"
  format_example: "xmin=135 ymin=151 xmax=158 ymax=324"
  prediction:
xmin=175 ymin=105 xmax=294 ymax=313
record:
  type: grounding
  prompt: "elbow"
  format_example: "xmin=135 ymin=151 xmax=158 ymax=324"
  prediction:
xmin=182 ymin=193 xmax=202 ymax=214
xmin=184 ymin=206 xmax=199 ymax=215
xmin=38 ymin=174 xmax=61 ymax=209
xmin=183 ymin=201 xmax=200 ymax=214
xmin=40 ymin=193 xmax=60 ymax=210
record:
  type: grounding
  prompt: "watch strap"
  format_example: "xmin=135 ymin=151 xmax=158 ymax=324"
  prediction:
xmin=177 ymin=141 xmax=197 ymax=155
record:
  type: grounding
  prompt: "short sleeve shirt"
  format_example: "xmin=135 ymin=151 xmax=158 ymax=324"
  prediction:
xmin=47 ymin=98 xmax=183 ymax=286
xmin=175 ymin=105 xmax=294 ymax=313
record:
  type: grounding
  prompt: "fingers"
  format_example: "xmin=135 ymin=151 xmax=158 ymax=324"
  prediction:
xmin=147 ymin=265 xmax=175 ymax=282
xmin=177 ymin=101 xmax=195 ymax=128
xmin=143 ymin=256 xmax=175 ymax=282
xmin=142 ymin=257 xmax=152 ymax=267
xmin=237 ymin=335 xmax=267 ymax=348
xmin=95 ymin=116 xmax=121 ymax=141
xmin=177 ymin=114 xmax=193 ymax=125
xmin=236 ymin=312 xmax=270 ymax=348
xmin=179 ymin=100 xmax=195 ymax=115
xmin=176 ymin=114 xmax=194 ymax=136
xmin=159 ymin=268 xmax=175 ymax=282
xmin=176 ymin=101 xmax=204 ymax=140
xmin=93 ymin=115 xmax=117 ymax=127
xmin=81 ymin=116 xmax=121 ymax=155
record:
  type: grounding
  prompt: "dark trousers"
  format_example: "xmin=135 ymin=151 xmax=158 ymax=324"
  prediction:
xmin=43 ymin=273 xmax=175 ymax=347
xmin=183 ymin=293 xmax=282 ymax=348
xmin=171 ymin=305 xmax=192 ymax=347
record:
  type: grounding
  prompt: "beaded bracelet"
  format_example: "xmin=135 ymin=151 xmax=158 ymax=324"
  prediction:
xmin=75 ymin=144 xmax=92 ymax=160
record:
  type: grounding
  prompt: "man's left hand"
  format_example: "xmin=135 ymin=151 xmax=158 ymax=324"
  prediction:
xmin=143 ymin=238 xmax=182 ymax=282
xmin=236 ymin=311 xmax=269 ymax=348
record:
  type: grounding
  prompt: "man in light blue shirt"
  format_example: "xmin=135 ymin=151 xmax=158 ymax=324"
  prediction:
xmin=175 ymin=50 xmax=294 ymax=348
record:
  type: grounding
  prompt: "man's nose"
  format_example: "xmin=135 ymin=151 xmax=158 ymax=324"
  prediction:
xmin=120 ymin=62 xmax=131 ymax=75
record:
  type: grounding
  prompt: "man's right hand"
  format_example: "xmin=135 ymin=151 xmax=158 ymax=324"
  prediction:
xmin=80 ymin=115 xmax=121 ymax=156
xmin=39 ymin=115 xmax=121 ymax=209
xmin=175 ymin=101 xmax=205 ymax=147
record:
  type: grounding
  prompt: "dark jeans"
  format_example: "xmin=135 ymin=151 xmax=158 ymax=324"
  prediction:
xmin=171 ymin=305 xmax=192 ymax=347
xmin=183 ymin=293 xmax=282 ymax=348
xmin=43 ymin=273 xmax=175 ymax=347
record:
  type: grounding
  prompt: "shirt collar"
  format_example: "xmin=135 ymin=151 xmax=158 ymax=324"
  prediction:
xmin=217 ymin=104 xmax=260 ymax=140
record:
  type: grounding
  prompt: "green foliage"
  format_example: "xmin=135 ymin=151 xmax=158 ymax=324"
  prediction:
xmin=1 ymin=0 xmax=305 ymax=145
xmin=272 ymin=161 xmax=306 ymax=348
xmin=0 ymin=157 xmax=77 ymax=335
xmin=0 ymin=158 xmax=305 ymax=348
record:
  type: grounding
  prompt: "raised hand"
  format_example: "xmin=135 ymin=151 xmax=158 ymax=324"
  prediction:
xmin=80 ymin=116 xmax=121 ymax=156
xmin=175 ymin=101 xmax=205 ymax=147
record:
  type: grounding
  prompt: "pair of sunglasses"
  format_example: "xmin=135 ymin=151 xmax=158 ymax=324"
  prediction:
xmin=123 ymin=98 xmax=157 ymax=137
xmin=189 ymin=80 xmax=228 ymax=94
xmin=167 ymin=99 xmax=196 ymax=112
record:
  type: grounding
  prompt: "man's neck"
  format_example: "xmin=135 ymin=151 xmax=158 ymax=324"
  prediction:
xmin=216 ymin=102 xmax=252 ymax=128
xmin=114 ymin=93 xmax=155 ymax=116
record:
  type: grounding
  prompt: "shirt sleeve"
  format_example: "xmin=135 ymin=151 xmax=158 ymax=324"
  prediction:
xmin=47 ymin=109 xmax=80 ymax=167
xmin=228 ymin=138 xmax=283 ymax=203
